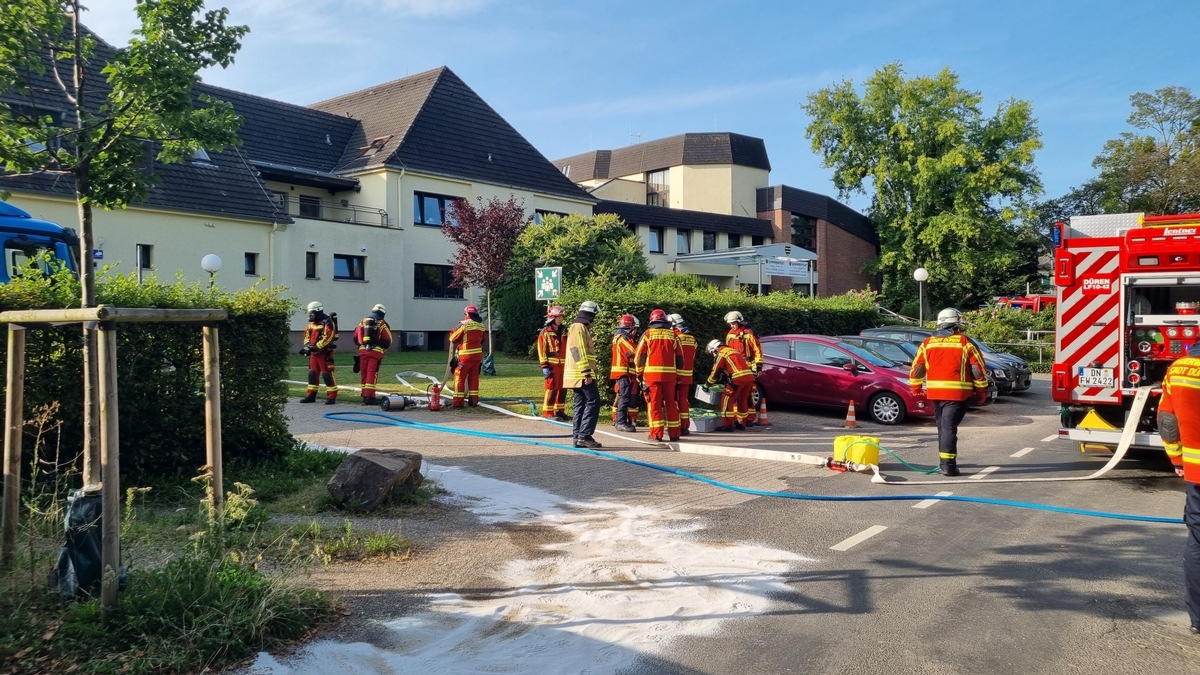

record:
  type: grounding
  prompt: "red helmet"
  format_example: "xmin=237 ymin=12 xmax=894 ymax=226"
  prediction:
xmin=619 ymin=314 xmax=636 ymax=328
xmin=547 ymin=305 xmax=564 ymax=317
xmin=465 ymin=305 xmax=478 ymax=314
xmin=649 ymin=309 xmax=667 ymax=323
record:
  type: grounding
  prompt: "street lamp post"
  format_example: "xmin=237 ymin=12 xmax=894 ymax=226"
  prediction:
xmin=201 ymin=254 xmax=222 ymax=288
xmin=913 ymin=267 xmax=929 ymax=327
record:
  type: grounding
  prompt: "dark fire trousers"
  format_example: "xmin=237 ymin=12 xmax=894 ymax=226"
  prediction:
xmin=572 ymin=380 xmax=601 ymax=441
xmin=1185 ymin=481 xmax=1200 ymax=628
xmin=934 ymin=399 xmax=969 ymax=462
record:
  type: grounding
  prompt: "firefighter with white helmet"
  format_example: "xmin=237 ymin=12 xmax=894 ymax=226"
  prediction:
xmin=354 ymin=303 xmax=392 ymax=405
xmin=538 ymin=305 xmax=569 ymax=421
xmin=449 ymin=304 xmax=486 ymax=407
xmin=610 ymin=313 xmax=641 ymax=432
xmin=635 ymin=309 xmax=684 ymax=441
xmin=724 ymin=309 xmax=763 ymax=425
xmin=705 ymin=338 xmax=755 ymax=431
xmin=909 ymin=307 xmax=988 ymax=475
xmin=565 ymin=300 xmax=602 ymax=447
xmin=668 ymin=313 xmax=698 ymax=435
xmin=300 ymin=301 xmax=339 ymax=404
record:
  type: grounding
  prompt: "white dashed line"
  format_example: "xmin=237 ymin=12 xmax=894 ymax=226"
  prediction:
xmin=1041 ymin=435 xmax=1059 ymax=442
xmin=970 ymin=466 xmax=1001 ymax=479
xmin=1011 ymin=447 xmax=1035 ymax=458
xmin=913 ymin=491 xmax=953 ymax=509
xmin=831 ymin=525 xmax=888 ymax=551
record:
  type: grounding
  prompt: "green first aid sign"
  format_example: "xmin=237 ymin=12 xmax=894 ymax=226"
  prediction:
xmin=535 ymin=266 xmax=561 ymax=301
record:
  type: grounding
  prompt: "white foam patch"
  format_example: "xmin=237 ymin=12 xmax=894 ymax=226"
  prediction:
xmin=248 ymin=463 xmax=811 ymax=674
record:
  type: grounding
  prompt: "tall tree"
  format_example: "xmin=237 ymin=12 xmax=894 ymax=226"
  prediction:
xmin=0 ymin=0 xmax=247 ymax=483
xmin=802 ymin=63 xmax=1043 ymax=310
xmin=442 ymin=195 xmax=531 ymax=358
xmin=1090 ymin=86 xmax=1200 ymax=214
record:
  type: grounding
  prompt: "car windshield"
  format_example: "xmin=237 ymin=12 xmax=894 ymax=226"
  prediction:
xmin=836 ymin=341 xmax=895 ymax=367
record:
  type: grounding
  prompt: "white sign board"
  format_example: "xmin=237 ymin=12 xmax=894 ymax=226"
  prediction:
xmin=764 ymin=259 xmax=809 ymax=279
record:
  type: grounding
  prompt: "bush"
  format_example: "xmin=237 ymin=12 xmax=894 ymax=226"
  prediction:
xmin=964 ymin=305 xmax=1056 ymax=368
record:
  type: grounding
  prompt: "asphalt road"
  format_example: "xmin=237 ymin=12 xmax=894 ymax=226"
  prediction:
xmin=625 ymin=379 xmax=1197 ymax=674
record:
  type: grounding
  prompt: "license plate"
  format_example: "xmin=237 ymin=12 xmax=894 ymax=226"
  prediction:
xmin=1077 ymin=367 xmax=1115 ymax=388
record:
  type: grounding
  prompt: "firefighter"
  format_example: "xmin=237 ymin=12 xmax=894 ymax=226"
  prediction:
xmin=908 ymin=308 xmax=989 ymax=476
xmin=564 ymin=300 xmax=602 ymax=448
xmin=610 ymin=314 xmax=640 ymax=432
xmin=724 ymin=310 xmax=763 ymax=425
xmin=449 ymin=304 xmax=486 ymax=407
xmin=636 ymin=309 xmax=684 ymax=441
xmin=1157 ymin=344 xmax=1200 ymax=636
xmin=353 ymin=303 xmax=392 ymax=405
xmin=668 ymin=313 xmax=698 ymax=436
xmin=705 ymin=339 xmax=755 ymax=431
xmin=300 ymin=301 xmax=339 ymax=404
xmin=538 ymin=305 xmax=569 ymax=421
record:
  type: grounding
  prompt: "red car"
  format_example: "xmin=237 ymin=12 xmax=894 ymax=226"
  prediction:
xmin=757 ymin=334 xmax=933 ymax=425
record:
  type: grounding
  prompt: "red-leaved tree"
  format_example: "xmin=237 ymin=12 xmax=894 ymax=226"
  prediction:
xmin=442 ymin=196 xmax=531 ymax=358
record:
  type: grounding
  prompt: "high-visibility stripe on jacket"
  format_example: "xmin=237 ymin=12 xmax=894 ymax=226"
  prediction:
xmin=355 ymin=318 xmax=392 ymax=354
xmin=1158 ymin=355 xmax=1200 ymax=484
xmin=706 ymin=345 xmax=754 ymax=386
xmin=564 ymin=320 xmax=597 ymax=388
xmin=610 ymin=329 xmax=637 ymax=378
xmin=450 ymin=320 xmax=485 ymax=358
xmin=634 ymin=323 xmax=683 ymax=383
xmin=304 ymin=318 xmax=336 ymax=351
xmin=725 ymin=325 xmax=763 ymax=368
xmin=675 ymin=330 xmax=697 ymax=382
xmin=908 ymin=333 xmax=988 ymax=401
xmin=538 ymin=325 xmax=564 ymax=366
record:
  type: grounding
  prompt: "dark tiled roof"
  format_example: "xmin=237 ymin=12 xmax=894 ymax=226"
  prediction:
xmin=311 ymin=67 xmax=594 ymax=203
xmin=594 ymin=200 xmax=773 ymax=238
xmin=553 ymin=133 xmax=771 ymax=180
xmin=757 ymin=185 xmax=877 ymax=244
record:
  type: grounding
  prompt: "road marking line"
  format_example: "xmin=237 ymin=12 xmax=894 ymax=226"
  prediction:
xmin=831 ymin=525 xmax=888 ymax=551
xmin=913 ymin=491 xmax=953 ymax=509
xmin=970 ymin=466 xmax=1001 ymax=480
xmin=1011 ymin=447 xmax=1035 ymax=458
xmin=1041 ymin=435 xmax=1059 ymax=442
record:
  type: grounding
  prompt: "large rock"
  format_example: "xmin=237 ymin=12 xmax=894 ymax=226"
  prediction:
xmin=327 ymin=448 xmax=424 ymax=511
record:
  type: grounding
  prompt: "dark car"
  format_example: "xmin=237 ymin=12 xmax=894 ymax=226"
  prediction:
xmin=757 ymin=334 xmax=933 ymax=425
xmin=859 ymin=326 xmax=1030 ymax=394
xmin=838 ymin=335 xmax=998 ymax=404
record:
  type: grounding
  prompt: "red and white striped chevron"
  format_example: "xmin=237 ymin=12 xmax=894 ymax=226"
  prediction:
xmin=1055 ymin=244 xmax=1121 ymax=404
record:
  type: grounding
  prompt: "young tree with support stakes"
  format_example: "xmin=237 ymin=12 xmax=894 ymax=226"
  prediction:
xmin=0 ymin=0 xmax=247 ymax=485
xmin=442 ymin=195 xmax=531 ymax=371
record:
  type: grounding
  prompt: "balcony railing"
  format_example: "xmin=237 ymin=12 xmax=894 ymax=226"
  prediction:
xmin=276 ymin=195 xmax=392 ymax=228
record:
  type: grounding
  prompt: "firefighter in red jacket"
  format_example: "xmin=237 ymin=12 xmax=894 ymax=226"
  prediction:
xmin=449 ymin=305 xmax=486 ymax=407
xmin=610 ymin=314 xmax=640 ymax=432
xmin=705 ymin=339 xmax=755 ymax=431
xmin=300 ymin=300 xmax=339 ymax=404
xmin=908 ymin=308 xmax=989 ymax=476
xmin=354 ymin=303 xmax=392 ymax=405
xmin=724 ymin=310 xmax=763 ymax=425
xmin=668 ymin=313 xmax=698 ymax=436
xmin=636 ymin=309 xmax=684 ymax=442
xmin=1157 ymin=345 xmax=1200 ymax=636
xmin=538 ymin=305 xmax=569 ymax=421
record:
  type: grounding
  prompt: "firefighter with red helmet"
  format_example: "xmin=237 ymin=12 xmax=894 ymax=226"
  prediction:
xmin=300 ymin=301 xmax=339 ymax=404
xmin=449 ymin=304 xmax=486 ymax=407
xmin=724 ymin=310 xmax=763 ymax=425
xmin=909 ymin=308 xmax=989 ymax=476
xmin=636 ymin=309 xmax=684 ymax=441
xmin=538 ymin=305 xmax=569 ymax=421
xmin=705 ymin=339 xmax=755 ymax=431
xmin=610 ymin=314 xmax=640 ymax=432
xmin=1157 ymin=344 xmax=1200 ymax=636
xmin=668 ymin=313 xmax=697 ymax=435
xmin=353 ymin=303 xmax=392 ymax=405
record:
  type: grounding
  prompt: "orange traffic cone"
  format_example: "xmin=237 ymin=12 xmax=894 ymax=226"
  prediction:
xmin=844 ymin=400 xmax=858 ymax=428
xmin=757 ymin=398 xmax=771 ymax=426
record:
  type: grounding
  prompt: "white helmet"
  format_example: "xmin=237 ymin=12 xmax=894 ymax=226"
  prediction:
xmin=724 ymin=311 xmax=743 ymax=323
xmin=667 ymin=313 xmax=684 ymax=326
xmin=707 ymin=339 xmax=723 ymax=354
xmin=372 ymin=303 xmax=386 ymax=314
xmin=306 ymin=301 xmax=323 ymax=313
xmin=579 ymin=300 xmax=600 ymax=314
xmin=936 ymin=307 xmax=963 ymax=329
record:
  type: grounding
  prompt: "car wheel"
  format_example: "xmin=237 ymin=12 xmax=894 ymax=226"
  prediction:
xmin=868 ymin=392 xmax=906 ymax=425
xmin=750 ymin=383 xmax=764 ymax=410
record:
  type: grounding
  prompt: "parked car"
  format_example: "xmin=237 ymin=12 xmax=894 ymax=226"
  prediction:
xmin=838 ymin=335 xmax=998 ymax=404
xmin=859 ymin=326 xmax=1031 ymax=394
xmin=757 ymin=334 xmax=934 ymax=425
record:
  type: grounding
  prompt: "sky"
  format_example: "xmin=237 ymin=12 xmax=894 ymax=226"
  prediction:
xmin=79 ymin=0 xmax=1200 ymax=214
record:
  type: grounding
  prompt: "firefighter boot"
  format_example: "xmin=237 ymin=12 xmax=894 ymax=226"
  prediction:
xmin=940 ymin=461 xmax=960 ymax=477
xmin=300 ymin=393 xmax=317 ymax=403
xmin=362 ymin=396 xmax=378 ymax=406
xmin=325 ymin=396 xmax=338 ymax=406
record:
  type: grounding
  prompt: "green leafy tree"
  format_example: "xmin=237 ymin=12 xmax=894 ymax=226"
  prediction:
xmin=0 ymin=0 xmax=247 ymax=482
xmin=802 ymin=63 xmax=1043 ymax=310
xmin=1090 ymin=86 xmax=1200 ymax=214
xmin=493 ymin=213 xmax=652 ymax=354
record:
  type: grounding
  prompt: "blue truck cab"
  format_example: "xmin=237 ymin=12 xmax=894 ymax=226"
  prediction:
xmin=0 ymin=201 xmax=79 ymax=282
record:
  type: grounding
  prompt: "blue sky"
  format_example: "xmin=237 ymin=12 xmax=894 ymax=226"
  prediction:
xmin=84 ymin=0 xmax=1200 ymax=213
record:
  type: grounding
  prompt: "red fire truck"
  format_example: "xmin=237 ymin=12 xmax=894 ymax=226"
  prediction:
xmin=1053 ymin=212 xmax=1200 ymax=452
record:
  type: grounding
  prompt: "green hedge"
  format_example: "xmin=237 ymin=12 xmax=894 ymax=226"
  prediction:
xmin=0 ymin=267 xmax=296 ymax=480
